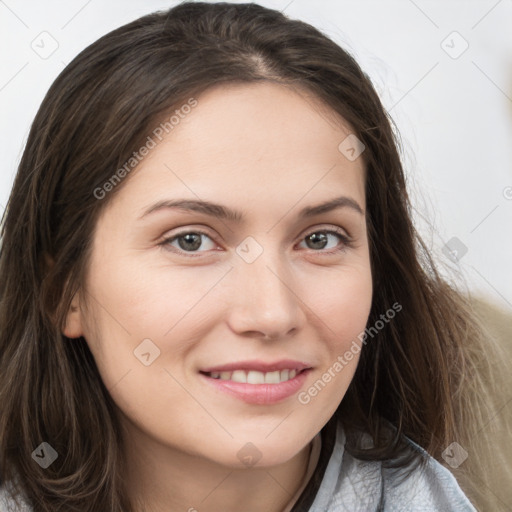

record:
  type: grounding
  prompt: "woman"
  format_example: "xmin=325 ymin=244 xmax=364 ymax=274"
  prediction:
xmin=0 ymin=2 xmax=507 ymax=510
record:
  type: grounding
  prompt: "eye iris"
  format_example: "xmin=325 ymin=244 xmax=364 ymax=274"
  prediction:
xmin=178 ymin=233 xmax=202 ymax=251
xmin=306 ymin=232 xmax=328 ymax=250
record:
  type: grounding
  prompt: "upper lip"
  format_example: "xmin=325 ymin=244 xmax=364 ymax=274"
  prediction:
xmin=200 ymin=359 xmax=312 ymax=373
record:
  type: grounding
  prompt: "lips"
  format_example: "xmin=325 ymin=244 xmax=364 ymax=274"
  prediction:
xmin=198 ymin=359 xmax=313 ymax=404
xmin=200 ymin=368 xmax=312 ymax=404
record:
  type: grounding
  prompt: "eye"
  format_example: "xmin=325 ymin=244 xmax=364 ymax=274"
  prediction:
xmin=297 ymin=228 xmax=353 ymax=254
xmin=159 ymin=226 xmax=353 ymax=257
xmin=161 ymin=230 xmax=217 ymax=255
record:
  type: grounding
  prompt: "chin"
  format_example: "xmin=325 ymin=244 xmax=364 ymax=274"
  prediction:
xmin=204 ymin=435 xmax=310 ymax=470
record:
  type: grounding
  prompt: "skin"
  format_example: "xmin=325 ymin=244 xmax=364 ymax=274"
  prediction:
xmin=63 ymin=81 xmax=373 ymax=512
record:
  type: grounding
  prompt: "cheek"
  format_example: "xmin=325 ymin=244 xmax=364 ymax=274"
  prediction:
xmin=308 ymin=264 xmax=373 ymax=342
xmin=80 ymin=288 xmax=190 ymax=429
xmin=80 ymin=258 xmax=227 ymax=394
xmin=302 ymin=266 xmax=372 ymax=397
xmin=89 ymin=251 xmax=229 ymax=336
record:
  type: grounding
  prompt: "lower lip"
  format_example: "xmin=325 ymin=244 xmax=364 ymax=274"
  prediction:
xmin=199 ymin=369 xmax=312 ymax=405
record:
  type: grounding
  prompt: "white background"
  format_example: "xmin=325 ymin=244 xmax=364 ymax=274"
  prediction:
xmin=1 ymin=0 xmax=511 ymax=309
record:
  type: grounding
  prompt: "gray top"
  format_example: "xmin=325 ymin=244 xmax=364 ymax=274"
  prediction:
xmin=306 ymin=421 xmax=476 ymax=511
xmin=0 ymin=421 xmax=477 ymax=511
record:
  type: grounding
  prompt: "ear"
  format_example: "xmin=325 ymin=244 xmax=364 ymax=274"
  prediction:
xmin=62 ymin=290 xmax=84 ymax=339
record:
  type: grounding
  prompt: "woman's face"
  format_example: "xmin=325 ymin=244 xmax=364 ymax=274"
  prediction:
xmin=65 ymin=81 xmax=373 ymax=468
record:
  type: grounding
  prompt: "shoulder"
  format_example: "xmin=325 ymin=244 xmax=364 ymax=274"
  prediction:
xmin=0 ymin=483 xmax=33 ymax=512
xmin=309 ymin=422 xmax=477 ymax=512
xmin=379 ymin=437 xmax=477 ymax=512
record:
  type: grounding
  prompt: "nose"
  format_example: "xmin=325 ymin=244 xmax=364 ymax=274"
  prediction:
xmin=225 ymin=244 xmax=306 ymax=340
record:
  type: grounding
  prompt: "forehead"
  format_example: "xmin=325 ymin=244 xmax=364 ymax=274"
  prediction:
xmin=109 ymin=81 xmax=366 ymax=217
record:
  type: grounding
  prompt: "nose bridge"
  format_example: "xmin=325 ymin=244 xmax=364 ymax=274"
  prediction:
xmin=228 ymin=234 xmax=303 ymax=337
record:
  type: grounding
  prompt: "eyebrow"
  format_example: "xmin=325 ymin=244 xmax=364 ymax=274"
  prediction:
xmin=138 ymin=195 xmax=364 ymax=222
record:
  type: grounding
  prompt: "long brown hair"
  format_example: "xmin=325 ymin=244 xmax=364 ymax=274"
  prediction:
xmin=0 ymin=2 xmax=507 ymax=510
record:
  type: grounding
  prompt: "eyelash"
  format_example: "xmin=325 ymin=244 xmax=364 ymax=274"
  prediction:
xmin=159 ymin=226 xmax=354 ymax=258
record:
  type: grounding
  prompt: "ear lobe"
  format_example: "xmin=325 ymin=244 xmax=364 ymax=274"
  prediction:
xmin=62 ymin=291 xmax=84 ymax=339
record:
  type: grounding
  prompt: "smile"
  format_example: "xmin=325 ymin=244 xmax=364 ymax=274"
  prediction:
xmin=199 ymin=368 xmax=312 ymax=405
xmin=203 ymin=369 xmax=305 ymax=383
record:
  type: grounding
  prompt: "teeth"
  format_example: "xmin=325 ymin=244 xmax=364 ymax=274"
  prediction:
xmin=231 ymin=370 xmax=247 ymax=383
xmin=247 ymin=370 xmax=265 ymax=384
xmin=264 ymin=370 xmax=281 ymax=384
xmin=207 ymin=369 xmax=302 ymax=383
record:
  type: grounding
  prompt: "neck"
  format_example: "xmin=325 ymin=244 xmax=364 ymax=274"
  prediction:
xmin=121 ymin=419 xmax=313 ymax=512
